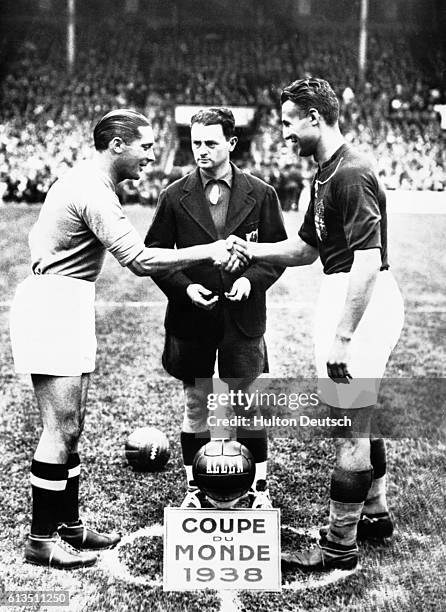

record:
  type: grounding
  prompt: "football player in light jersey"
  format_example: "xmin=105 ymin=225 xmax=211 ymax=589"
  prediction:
xmin=230 ymin=78 xmax=404 ymax=572
xmin=9 ymin=109 xmax=245 ymax=570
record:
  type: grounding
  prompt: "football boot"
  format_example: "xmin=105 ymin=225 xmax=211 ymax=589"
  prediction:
xmin=247 ymin=480 xmax=273 ymax=509
xmin=25 ymin=534 xmax=97 ymax=570
xmin=58 ymin=520 xmax=121 ymax=550
xmin=281 ymin=537 xmax=358 ymax=573
xmin=319 ymin=512 xmax=394 ymax=542
xmin=180 ymin=482 xmax=214 ymax=509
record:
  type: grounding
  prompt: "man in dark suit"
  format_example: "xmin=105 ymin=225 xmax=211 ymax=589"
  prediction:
xmin=145 ymin=108 xmax=287 ymax=508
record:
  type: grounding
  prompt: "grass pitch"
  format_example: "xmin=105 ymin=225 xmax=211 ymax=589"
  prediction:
xmin=0 ymin=202 xmax=445 ymax=611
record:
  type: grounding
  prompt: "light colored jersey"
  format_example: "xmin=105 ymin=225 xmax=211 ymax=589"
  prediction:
xmin=29 ymin=159 xmax=144 ymax=281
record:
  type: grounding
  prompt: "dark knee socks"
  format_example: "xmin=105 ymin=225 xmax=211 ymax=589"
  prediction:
xmin=30 ymin=460 xmax=67 ymax=537
xmin=181 ymin=431 xmax=210 ymax=483
xmin=60 ymin=453 xmax=81 ymax=525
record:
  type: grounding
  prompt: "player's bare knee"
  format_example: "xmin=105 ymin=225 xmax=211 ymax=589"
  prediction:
xmin=57 ymin=426 xmax=81 ymax=452
xmin=182 ymin=406 xmax=208 ymax=433
xmin=329 ymin=405 xmax=373 ymax=439
xmin=233 ymin=403 xmax=259 ymax=423
xmin=56 ymin=412 xmax=82 ymax=449
xmin=335 ymin=437 xmax=371 ymax=471
xmin=184 ymin=401 xmax=207 ymax=422
xmin=40 ymin=425 xmax=78 ymax=455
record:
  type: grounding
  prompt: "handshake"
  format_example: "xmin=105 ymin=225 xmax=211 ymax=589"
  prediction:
xmin=209 ymin=235 xmax=251 ymax=273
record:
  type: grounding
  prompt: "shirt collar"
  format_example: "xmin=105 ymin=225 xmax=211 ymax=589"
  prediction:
xmin=319 ymin=143 xmax=348 ymax=171
xmin=199 ymin=165 xmax=233 ymax=189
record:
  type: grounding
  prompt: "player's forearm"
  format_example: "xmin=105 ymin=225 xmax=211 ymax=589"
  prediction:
xmin=335 ymin=249 xmax=381 ymax=339
xmin=250 ymin=237 xmax=319 ymax=267
xmin=128 ymin=243 xmax=226 ymax=276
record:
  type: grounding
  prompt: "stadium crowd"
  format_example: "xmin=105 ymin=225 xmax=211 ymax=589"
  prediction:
xmin=0 ymin=23 xmax=444 ymax=204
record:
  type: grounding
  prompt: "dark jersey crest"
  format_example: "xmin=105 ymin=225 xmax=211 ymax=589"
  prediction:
xmin=299 ymin=145 xmax=388 ymax=274
xmin=314 ymin=198 xmax=327 ymax=242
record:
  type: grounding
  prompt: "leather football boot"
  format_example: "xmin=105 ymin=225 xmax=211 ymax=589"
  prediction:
xmin=25 ymin=534 xmax=97 ymax=570
xmin=319 ymin=512 xmax=394 ymax=542
xmin=282 ymin=537 xmax=359 ymax=573
xmin=58 ymin=520 xmax=121 ymax=550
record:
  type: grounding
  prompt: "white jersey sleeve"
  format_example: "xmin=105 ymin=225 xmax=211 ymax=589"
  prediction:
xmin=80 ymin=189 xmax=144 ymax=267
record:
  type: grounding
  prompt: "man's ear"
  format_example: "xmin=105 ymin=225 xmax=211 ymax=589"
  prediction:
xmin=109 ymin=136 xmax=126 ymax=154
xmin=309 ymin=108 xmax=320 ymax=126
xmin=229 ymin=136 xmax=238 ymax=150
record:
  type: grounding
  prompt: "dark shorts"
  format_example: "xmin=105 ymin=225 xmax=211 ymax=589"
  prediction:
xmin=162 ymin=310 xmax=268 ymax=383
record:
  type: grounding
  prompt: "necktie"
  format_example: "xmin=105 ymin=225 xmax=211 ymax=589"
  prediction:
xmin=208 ymin=181 xmax=220 ymax=206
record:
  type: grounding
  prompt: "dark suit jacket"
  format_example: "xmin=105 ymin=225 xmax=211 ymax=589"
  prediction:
xmin=144 ymin=163 xmax=287 ymax=341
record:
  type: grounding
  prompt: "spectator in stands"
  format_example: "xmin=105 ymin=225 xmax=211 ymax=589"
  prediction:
xmin=0 ymin=23 xmax=444 ymax=203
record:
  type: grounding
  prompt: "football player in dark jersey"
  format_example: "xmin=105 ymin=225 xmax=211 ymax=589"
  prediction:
xmin=229 ymin=78 xmax=404 ymax=572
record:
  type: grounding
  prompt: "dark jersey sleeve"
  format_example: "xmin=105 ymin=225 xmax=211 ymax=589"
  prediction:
xmin=338 ymin=171 xmax=382 ymax=252
xmin=298 ymin=199 xmax=318 ymax=248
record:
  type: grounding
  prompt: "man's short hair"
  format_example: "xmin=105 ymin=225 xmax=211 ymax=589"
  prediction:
xmin=190 ymin=107 xmax=235 ymax=139
xmin=93 ymin=109 xmax=150 ymax=151
xmin=281 ymin=78 xmax=339 ymax=126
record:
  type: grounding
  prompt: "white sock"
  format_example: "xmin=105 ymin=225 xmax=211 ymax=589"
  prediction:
xmin=364 ymin=475 xmax=388 ymax=514
xmin=184 ymin=465 xmax=194 ymax=485
xmin=253 ymin=461 xmax=267 ymax=488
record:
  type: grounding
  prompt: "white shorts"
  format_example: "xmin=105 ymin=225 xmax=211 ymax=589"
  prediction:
xmin=10 ymin=274 xmax=96 ymax=376
xmin=314 ymin=270 xmax=404 ymax=408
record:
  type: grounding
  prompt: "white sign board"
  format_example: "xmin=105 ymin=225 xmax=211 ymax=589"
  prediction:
xmin=163 ymin=508 xmax=281 ymax=591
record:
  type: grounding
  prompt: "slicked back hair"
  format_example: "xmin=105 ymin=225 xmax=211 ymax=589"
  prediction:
xmin=93 ymin=109 xmax=151 ymax=151
xmin=281 ymin=78 xmax=339 ymax=126
xmin=190 ymin=107 xmax=235 ymax=139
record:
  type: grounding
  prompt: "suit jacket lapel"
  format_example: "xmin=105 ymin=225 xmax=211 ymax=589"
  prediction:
xmin=224 ymin=163 xmax=256 ymax=236
xmin=179 ymin=169 xmax=218 ymax=240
